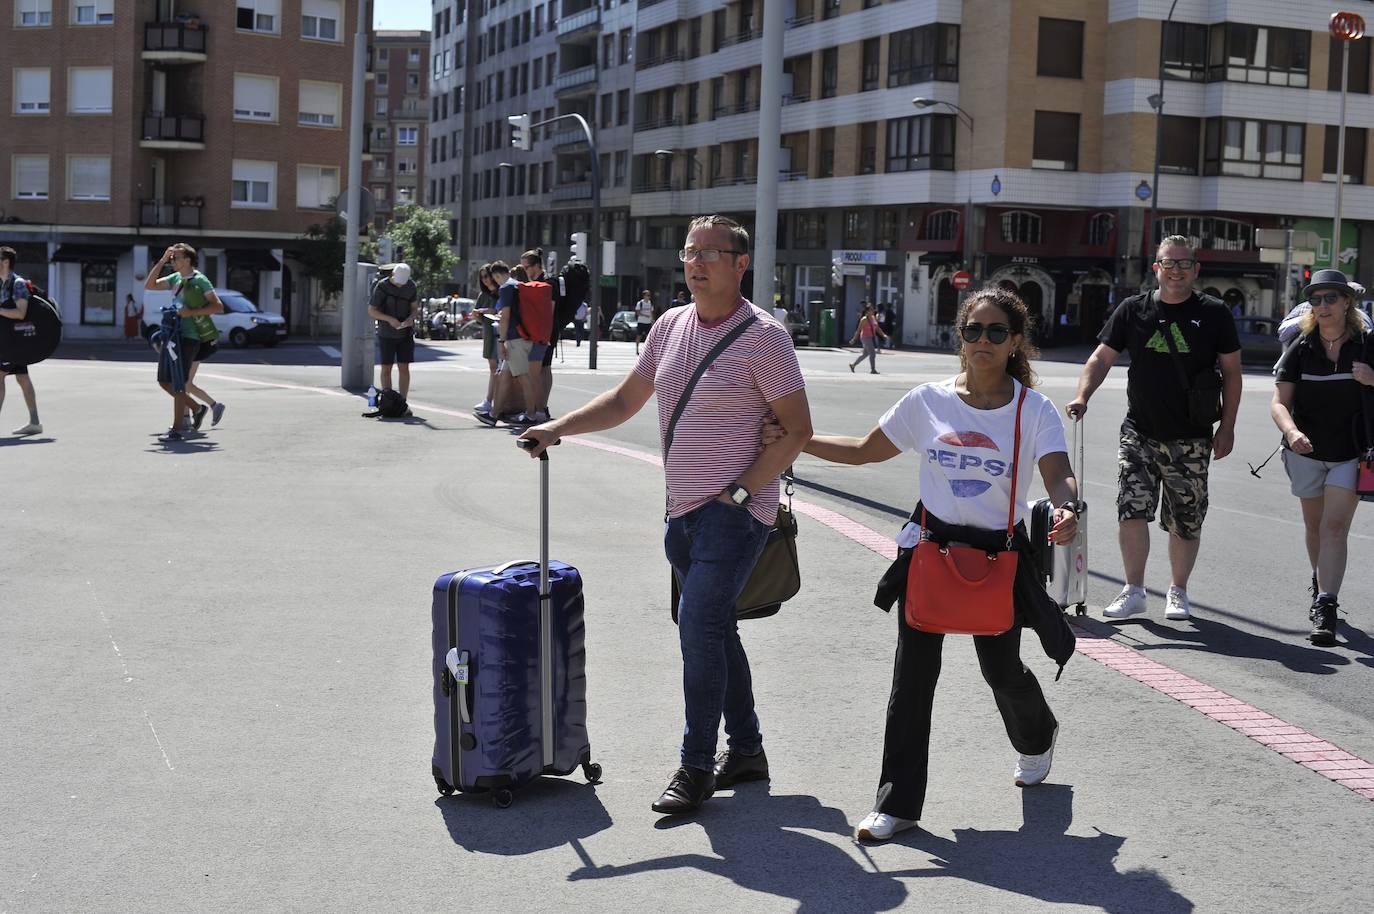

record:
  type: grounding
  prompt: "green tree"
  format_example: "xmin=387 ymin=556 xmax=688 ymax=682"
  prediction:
xmin=386 ymin=204 xmax=460 ymax=297
xmin=298 ymin=215 xmax=378 ymax=299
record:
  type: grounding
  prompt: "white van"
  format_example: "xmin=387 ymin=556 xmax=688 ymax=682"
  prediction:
xmin=142 ymin=288 xmax=288 ymax=347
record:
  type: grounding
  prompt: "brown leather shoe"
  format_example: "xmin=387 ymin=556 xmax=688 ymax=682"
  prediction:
xmin=650 ymin=766 xmax=715 ymax=815
xmin=713 ymin=748 xmax=769 ymax=788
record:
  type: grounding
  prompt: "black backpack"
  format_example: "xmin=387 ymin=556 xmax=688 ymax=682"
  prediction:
xmin=556 ymin=261 xmax=591 ymax=323
xmin=363 ymin=388 xmax=409 ymax=419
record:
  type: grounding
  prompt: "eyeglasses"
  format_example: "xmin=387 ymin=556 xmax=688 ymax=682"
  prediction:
xmin=678 ymin=248 xmax=746 ymax=263
xmin=1156 ymin=258 xmax=1196 ymax=270
xmin=1311 ymin=291 xmax=1347 ymax=305
xmin=960 ymin=322 xmax=1012 ymax=344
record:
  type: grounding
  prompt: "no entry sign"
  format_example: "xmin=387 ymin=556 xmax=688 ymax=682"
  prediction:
xmin=951 ymin=271 xmax=973 ymax=290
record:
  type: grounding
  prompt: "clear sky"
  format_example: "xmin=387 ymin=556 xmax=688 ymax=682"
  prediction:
xmin=374 ymin=0 xmax=433 ymax=31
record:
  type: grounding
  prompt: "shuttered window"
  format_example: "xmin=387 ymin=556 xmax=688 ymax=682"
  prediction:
xmin=233 ymin=74 xmax=276 ymax=121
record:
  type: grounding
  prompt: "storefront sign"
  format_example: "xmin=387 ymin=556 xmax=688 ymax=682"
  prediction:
xmin=835 ymin=250 xmax=885 ymax=265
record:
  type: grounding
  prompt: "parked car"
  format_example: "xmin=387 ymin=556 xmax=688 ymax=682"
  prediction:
xmin=786 ymin=313 xmax=810 ymax=347
xmin=608 ymin=310 xmax=637 ymax=341
xmin=1234 ymin=316 xmax=1284 ymax=367
xmin=142 ymin=288 xmax=287 ymax=347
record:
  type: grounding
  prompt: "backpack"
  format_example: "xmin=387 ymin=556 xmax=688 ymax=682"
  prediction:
xmin=362 ymin=388 xmax=409 ymax=419
xmin=515 ymin=280 xmax=554 ymax=344
xmin=556 ymin=261 xmax=591 ymax=324
xmin=0 ymin=278 xmax=63 ymax=367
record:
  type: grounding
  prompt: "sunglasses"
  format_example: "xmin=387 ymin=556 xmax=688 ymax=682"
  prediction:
xmin=1311 ymin=291 xmax=1347 ymax=305
xmin=960 ymin=322 xmax=1012 ymax=344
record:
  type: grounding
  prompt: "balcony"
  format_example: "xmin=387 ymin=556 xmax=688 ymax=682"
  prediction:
xmin=554 ymin=64 xmax=598 ymax=96
xmin=557 ymin=5 xmax=600 ymax=39
xmin=140 ymin=199 xmax=203 ymax=228
xmin=553 ymin=127 xmax=589 ymax=150
xmin=719 ymin=31 xmax=757 ymax=49
xmin=553 ymin=181 xmax=593 ymax=202
xmin=634 ymin=114 xmax=683 ymax=133
xmin=636 ymin=51 xmax=685 ymax=72
xmin=143 ymin=22 xmax=208 ymax=63
xmin=140 ymin=113 xmax=206 ymax=150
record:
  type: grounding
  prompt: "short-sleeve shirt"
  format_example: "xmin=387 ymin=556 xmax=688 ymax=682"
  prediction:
xmin=1 ymin=273 xmax=31 ymax=306
xmin=496 ymin=278 xmax=520 ymax=338
xmin=635 ymin=299 xmax=654 ymax=324
xmin=167 ymin=271 xmax=220 ymax=342
xmin=880 ymin=377 xmax=1067 ymax=540
xmin=633 ymin=299 xmax=806 ymax=526
xmin=1098 ymin=291 xmax=1240 ymax=440
xmin=370 ymin=277 xmax=418 ymax=339
xmin=1275 ymin=333 xmax=1371 ymax=462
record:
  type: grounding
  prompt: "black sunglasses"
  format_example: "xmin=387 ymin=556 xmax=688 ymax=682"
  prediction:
xmin=960 ymin=322 xmax=1012 ymax=344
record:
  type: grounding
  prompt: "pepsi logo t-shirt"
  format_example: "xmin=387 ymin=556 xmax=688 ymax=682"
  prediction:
xmin=879 ymin=377 xmax=1067 ymax=542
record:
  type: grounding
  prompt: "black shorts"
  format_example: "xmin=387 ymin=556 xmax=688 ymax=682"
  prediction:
xmin=541 ymin=327 xmax=563 ymax=366
xmin=378 ymin=334 xmax=415 ymax=365
xmin=195 ymin=340 xmax=218 ymax=362
xmin=0 ymin=361 xmax=28 ymax=375
xmin=157 ymin=336 xmax=201 ymax=384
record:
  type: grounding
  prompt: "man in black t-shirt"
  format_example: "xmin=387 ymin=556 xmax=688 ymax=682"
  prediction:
xmin=367 ymin=263 xmax=419 ymax=403
xmin=1068 ymin=236 xmax=1242 ymax=623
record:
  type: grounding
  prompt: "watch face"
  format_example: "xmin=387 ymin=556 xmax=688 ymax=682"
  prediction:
xmin=731 ymin=486 xmax=749 ymax=505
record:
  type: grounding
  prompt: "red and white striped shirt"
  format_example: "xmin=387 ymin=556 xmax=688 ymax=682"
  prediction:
xmin=633 ymin=298 xmax=806 ymax=525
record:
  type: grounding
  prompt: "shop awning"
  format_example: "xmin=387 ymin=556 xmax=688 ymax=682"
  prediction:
xmin=50 ymin=244 xmax=127 ymax=263
xmin=226 ymin=249 xmax=282 ymax=271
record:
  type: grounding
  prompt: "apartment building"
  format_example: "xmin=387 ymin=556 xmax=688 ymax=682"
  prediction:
xmin=429 ymin=0 xmax=639 ymax=308
xmin=368 ymin=29 xmax=430 ymax=231
xmin=629 ymin=0 xmax=1374 ymax=346
xmin=0 ymin=0 xmax=359 ymax=338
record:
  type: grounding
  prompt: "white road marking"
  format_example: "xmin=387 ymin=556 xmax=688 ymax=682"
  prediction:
xmin=88 ymin=581 xmax=175 ymax=772
xmin=319 ymin=345 xmax=342 ymax=358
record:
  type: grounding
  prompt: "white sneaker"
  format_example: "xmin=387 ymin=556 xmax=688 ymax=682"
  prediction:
xmin=855 ymin=811 xmax=918 ymax=843
xmin=11 ymin=422 xmax=41 ymax=436
xmin=1102 ymin=586 xmax=1147 ymax=619
xmin=1165 ymin=586 xmax=1192 ymax=621
xmin=473 ymin=399 xmax=491 ymax=413
xmin=1014 ymin=725 xmax=1058 ymax=787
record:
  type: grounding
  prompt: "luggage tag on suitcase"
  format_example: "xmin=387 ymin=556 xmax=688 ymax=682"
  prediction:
xmin=445 ymin=648 xmax=470 ymax=684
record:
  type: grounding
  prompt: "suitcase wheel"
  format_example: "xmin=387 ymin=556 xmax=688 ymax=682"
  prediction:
xmin=582 ymin=762 xmax=603 ymax=784
xmin=1075 ymin=603 xmax=1087 ymax=617
xmin=491 ymin=788 xmax=515 ymax=809
xmin=434 ymin=771 xmax=455 ymax=797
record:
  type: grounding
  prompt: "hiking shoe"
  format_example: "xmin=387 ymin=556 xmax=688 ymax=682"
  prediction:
xmin=1103 ymin=586 xmax=1147 ymax=619
xmin=1014 ymin=725 xmax=1058 ymax=787
xmin=1309 ymin=596 xmax=1338 ymax=647
xmin=211 ymin=402 xmax=226 ymax=427
xmin=192 ymin=405 xmax=209 ymax=430
xmin=11 ymin=422 xmax=42 ymax=436
xmin=855 ymin=811 xmax=918 ymax=843
xmin=473 ymin=409 xmax=498 ymax=427
xmin=1165 ymin=586 xmax=1192 ymax=621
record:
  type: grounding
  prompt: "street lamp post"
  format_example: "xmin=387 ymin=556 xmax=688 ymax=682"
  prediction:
xmin=1331 ymin=12 xmax=1367 ymax=272
xmin=913 ymin=97 xmax=975 ymax=301
xmin=1145 ymin=0 xmax=1181 ymax=286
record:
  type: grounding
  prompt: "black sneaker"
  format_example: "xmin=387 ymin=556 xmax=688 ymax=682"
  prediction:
xmin=473 ymin=409 xmax=498 ymax=427
xmin=714 ymin=748 xmax=769 ymax=788
xmin=192 ymin=404 xmax=209 ymax=430
xmin=1309 ymin=595 xmax=1338 ymax=647
xmin=159 ymin=429 xmax=184 ymax=442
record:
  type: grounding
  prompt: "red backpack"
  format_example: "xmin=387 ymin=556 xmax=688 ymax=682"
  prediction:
xmin=515 ymin=281 xmax=554 ymax=344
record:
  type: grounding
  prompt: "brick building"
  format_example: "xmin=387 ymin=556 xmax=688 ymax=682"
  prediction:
xmin=367 ymin=28 xmax=430 ymax=232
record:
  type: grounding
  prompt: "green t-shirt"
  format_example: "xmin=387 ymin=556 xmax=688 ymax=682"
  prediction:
xmin=168 ymin=271 xmax=220 ymax=342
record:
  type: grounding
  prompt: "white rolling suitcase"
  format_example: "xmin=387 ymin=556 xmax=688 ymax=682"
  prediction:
xmin=1030 ymin=416 xmax=1088 ymax=616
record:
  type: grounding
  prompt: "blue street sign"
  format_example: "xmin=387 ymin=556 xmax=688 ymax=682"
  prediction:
xmin=990 ymin=175 xmax=1002 ymax=196
xmin=1136 ymin=180 xmax=1153 ymax=201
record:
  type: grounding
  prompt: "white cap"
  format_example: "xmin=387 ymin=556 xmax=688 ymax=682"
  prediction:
xmin=391 ymin=263 xmax=412 ymax=284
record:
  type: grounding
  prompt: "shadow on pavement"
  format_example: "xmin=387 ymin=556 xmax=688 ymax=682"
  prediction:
xmin=50 ymin=339 xmax=473 ymax=369
xmin=1127 ymin=616 xmax=1350 ymax=676
xmin=791 ymin=475 xmax=911 ymax=520
xmin=146 ymin=435 xmax=221 ymax=455
xmin=1333 ymin=618 xmax=1374 ymax=669
xmin=0 ymin=436 xmax=55 ymax=446
xmin=437 ymin=777 xmax=611 ymax=855
xmin=884 ymin=786 xmax=1193 ymax=914
xmin=567 ymin=787 xmax=909 ymax=914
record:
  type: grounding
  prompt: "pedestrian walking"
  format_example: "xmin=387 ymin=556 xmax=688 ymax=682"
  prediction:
xmin=518 ymin=214 xmax=813 ymax=816
xmin=183 ymin=333 xmax=226 ymax=432
xmin=472 ymin=264 xmax=502 ymax=416
xmin=368 ymin=263 xmax=418 ymax=404
xmin=1269 ymin=269 xmax=1374 ymax=646
xmin=849 ymin=303 xmax=888 ymax=373
xmin=144 ymin=244 xmax=224 ymax=442
xmin=1067 ymin=235 xmax=1242 ymax=622
xmin=634 ymin=289 xmax=655 ymax=355
xmin=123 ymin=293 xmax=141 ymax=340
xmin=878 ymin=304 xmax=897 ymax=349
xmin=0 ymin=245 xmax=43 ymax=436
xmin=573 ymin=301 xmax=587 ymax=346
xmin=795 ymin=287 xmax=1078 ymax=842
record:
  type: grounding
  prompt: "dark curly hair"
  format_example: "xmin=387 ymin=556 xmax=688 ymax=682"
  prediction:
xmin=954 ymin=286 xmax=1040 ymax=388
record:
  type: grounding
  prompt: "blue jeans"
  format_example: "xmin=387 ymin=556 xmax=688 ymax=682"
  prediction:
xmin=664 ymin=499 xmax=771 ymax=770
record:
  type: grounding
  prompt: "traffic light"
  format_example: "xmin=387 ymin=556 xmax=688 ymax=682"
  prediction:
xmin=507 ymin=113 xmax=531 ymax=151
xmin=602 ymin=240 xmax=616 ymax=276
xmin=831 ymin=258 xmax=843 ymax=287
xmin=569 ymin=231 xmax=587 ymax=263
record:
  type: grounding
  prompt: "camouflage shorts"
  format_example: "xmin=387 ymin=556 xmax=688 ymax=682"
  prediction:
xmin=1117 ymin=424 xmax=1211 ymax=540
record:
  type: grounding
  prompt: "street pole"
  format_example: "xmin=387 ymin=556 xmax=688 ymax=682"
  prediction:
xmin=1281 ymin=227 xmax=1295 ymax=318
xmin=752 ymin=0 xmax=785 ymax=312
xmin=1146 ymin=0 xmax=1181 ymax=287
xmin=1334 ymin=36 xmax=1352 ymax=269
xmin=340 ymin=0 xmax=369 ymax=390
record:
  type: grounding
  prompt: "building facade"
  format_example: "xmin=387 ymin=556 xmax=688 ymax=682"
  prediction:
xmin=1 ymin=0 xmax=362 ymax=338
xmin=368 ymin=28 xmax=430 ymax=232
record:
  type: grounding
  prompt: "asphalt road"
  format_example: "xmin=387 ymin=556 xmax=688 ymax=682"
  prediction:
xmin=3 ymin=337 xmax=1372 ymax=913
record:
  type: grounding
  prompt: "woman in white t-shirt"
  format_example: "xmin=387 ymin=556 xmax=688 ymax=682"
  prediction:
xmin=801 ymin=287 xmax=1081 ymax=843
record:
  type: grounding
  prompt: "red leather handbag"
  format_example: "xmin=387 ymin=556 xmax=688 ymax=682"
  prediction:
xmin=905 ymin=387 xmax=1026 ymax=636
xmin=1358 ymin=450 xmax=1374 ymax=503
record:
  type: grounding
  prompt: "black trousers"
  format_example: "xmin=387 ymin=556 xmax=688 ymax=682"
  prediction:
xmin=875 ymin=614 xmax=1057 ymax=821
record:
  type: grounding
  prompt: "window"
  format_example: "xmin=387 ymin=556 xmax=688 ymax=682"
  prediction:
xmin=820 ymin=48 xmax=837 ymax=98
xmin=843 ymin=210 xmax=871 ymax=247
xmin=299 ymin=81 xmax=342 ymax=127
xmin=1160 ymin=115 xmax=1201 ymax=174
xmin=1207 ymin=23 xmax=1309 ymax=87
xmin=67 ymin=155 xmax=110 ymax=200
xmin=397 ymin=126 xmax=418 ymax=145
xmin=1329 ymin=35 xmax=1371 ymax=94
xmin=378 ymin=48 xmax=389 ymax=62
xmin=376 ymin=72 xmax=388 ymax=91
xmin=16 ymin=1 xmax=52 ymax=27
xmin=861 ymin=38 xmax=880 ymax=91
xmin=818 ymin=127 xmax=835 ymax=177
xmin=620 ymin=29 xmax=632 ymax=64
xmin=233 ymin=74 xmax=277 ymax=121
xmin=925 ymin=209 xmax=960 ymax=241
xmin=13 ymin=155 xmax=48 ymax=199
xmin=68 ymin=67 xmax=112 ymax=114
xmin=792 ymin=212 xmax=826 ymax=248
xmin=13 ymin=68 xmax=50 ymax=114
xmin=1162 ymin=21 xmax=1208 ymax=81
xmin=71 ymin=0 xmax=112 ymax=25
xmin=1203 ymin=117 xmax=1303 ymax=179
xmin=1032 ymin=111 xmax=1079 ymax=170
xmin=297 ymin=165 xmax=339 ymax=208
xmin=1323 ymin=125 xmax=1367 ymax=184
xmin=397 ymin=157 xmax=416 ymax=174
xmin=236 ymin=0 xmax=279 ymax=34
xmin=81 ymin=263 xmax=115 ymax=326
xmin=231 ymin=159 xmax=276 ymax=208
xmin=408 ymin=72 xmax=420 ymax=91
xmin=614 ymin=150 xmax=627 ymax=187
xmin=877 ymin=210 xmax=900 ymax=249
xmin=617 ymin=89 xmax=629 ymax=125
xmin=885 ymin=114 xmax=956 ymax=171
xmin=1037 ymin=19 xmax=1083 ymax=79
xmin=1087 ymin=213 xmax=1115 ymax=246
xmin=859 ymin=122 xmax=877 ymax=174
xmin=374 ymin=97 xmax=388 ymax=117
xmin=888 ymin=23 xmax=960 ymax=86
xmin=408 ymin=49 xmax=421 ymax=67
xmin=1000 ymin=211 xmax=1042 ymax=245
xmin=302 ymin=0 xmax=340 ymax=41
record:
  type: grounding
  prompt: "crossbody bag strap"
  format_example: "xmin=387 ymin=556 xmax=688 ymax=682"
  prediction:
xmin=1005 ymin=384 xmax=1027 ymax=548
xmin=1153 ymin=291 xmax=1194 ymax=391
xmin=662 ymin=313 xmax=759 ymax=459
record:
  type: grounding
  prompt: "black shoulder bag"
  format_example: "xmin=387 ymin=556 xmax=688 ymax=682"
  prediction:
xmin=1154 ymin=292 xmax=1223 ymax=429
xmin=662 ymin=314 xmax=802 ymax=622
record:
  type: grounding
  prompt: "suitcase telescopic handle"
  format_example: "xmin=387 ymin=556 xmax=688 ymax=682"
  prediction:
xmin=516 ymin=437 xmax=561 ymax=459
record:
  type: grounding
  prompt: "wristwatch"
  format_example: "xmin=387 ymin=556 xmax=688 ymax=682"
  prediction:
xmin=726 ymin=483 xmax=752 ymax=507
xmin=1058 ymin=500 xmax=1082 ymax=515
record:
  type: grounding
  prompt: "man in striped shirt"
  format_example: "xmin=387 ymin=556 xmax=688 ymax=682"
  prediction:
xmin=520 ymin=215 xmax=812 ymax=816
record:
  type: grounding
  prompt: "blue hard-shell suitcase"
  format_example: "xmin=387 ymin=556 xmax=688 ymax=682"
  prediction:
xmin=431 ymin=447 xmax=599 ymax=806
